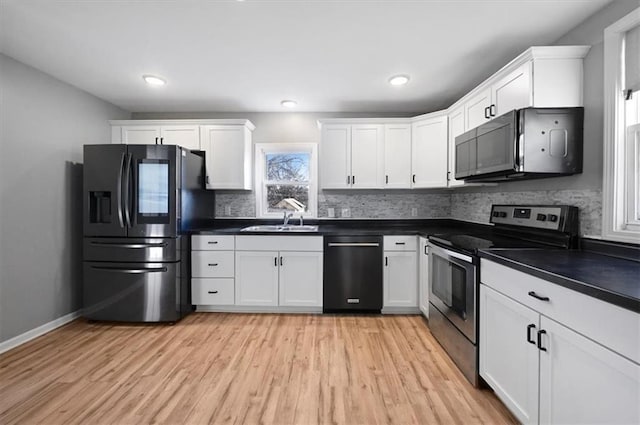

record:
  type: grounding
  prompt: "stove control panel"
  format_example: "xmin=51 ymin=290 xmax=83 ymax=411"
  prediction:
xmin=490 ymin=205 xmax=578 ymax=233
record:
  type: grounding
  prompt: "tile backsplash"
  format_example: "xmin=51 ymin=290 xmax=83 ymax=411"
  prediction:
xmin=215 ymin=188 xmax=602 ymax=236
xmin=450 ymin=189 xmax=602 ymax=236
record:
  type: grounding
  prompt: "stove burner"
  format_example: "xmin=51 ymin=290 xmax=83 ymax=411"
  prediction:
xmin=448 ymin=235 xmax=495 ymax=250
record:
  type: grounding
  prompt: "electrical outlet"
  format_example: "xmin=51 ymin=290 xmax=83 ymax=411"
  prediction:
xmin=327 ymin=207 xmax=335 ymax=218
xmin=224 ymin=205 xmax=231 ymax=216
xmin=341 ymin=208 xmax=351 ymax=218
xmin=411 ymin=207 xmax=418 ymax=217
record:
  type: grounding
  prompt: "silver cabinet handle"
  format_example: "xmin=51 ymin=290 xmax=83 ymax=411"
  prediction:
xmin=90 ymin=242 xmax=167 ymax=248
xmin=327 ymin=243 xmax=380 ymax=247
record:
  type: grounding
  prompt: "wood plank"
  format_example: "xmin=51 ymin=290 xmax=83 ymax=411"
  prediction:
xmin=0 ymin=314 xmax=517 ymax=425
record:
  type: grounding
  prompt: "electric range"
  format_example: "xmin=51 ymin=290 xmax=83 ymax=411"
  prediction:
xmin=426 ymin=204 xmax=579 ymax=386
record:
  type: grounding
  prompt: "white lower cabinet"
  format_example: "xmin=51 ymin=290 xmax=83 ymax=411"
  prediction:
xmin=538 ymin=317 xmax=640 ymax=425
xmin=418 ymin=237 xmax=429 ymax=318
xmin=235 ymin=251 xmax=280 ymax=306
xmin=480 ymin=259 xmax=640 ymax=425
xmin=279 ymin=252 xmax=323 ymax=307
xmin=480 ymin=285 xmax=540 ymax=425
xmin=234 ymin=236 xmax=323 ymax=309
xmin=383 ymin=236 xmax=418 ymax=311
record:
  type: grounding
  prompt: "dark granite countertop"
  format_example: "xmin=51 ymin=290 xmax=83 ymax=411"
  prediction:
xmin=479 ymin=247 xmax=640 ymax=313
xmin=191 ymin=218 xmax=482 ymax=238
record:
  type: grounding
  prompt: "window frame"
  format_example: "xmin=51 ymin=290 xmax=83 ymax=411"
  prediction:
xmin=254 ymin=143 xmax=318 ymax=219
xmin=602 ymin=8 xmax=640 ymax=243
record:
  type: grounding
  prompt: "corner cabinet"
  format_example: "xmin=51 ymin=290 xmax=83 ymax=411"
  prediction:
xmin=110 ymin=119 xmax=255 ymax=190
xmin=411 ymin=113 xmax=448 ymax=188
xmin=479 ymin=259 xmax=640 ymax=425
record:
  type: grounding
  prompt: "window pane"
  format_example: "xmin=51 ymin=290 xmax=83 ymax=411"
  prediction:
xmin=266 ymin=185 xmax=309 ymax=213
xmin=266 ymin=153 xmax=309 ymax=182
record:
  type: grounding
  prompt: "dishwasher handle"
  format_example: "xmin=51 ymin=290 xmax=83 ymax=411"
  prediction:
xmin=327 ymin=242 xmax=380 ymax=247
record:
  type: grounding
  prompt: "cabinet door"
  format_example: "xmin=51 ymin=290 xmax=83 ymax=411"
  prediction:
xmin=383 ymin=251 xmax=418 ymax=308
xmin=279 ymin=252 xmax=323 ymax=307
xmin=121 ymin=126 xmax=161 ymax=145
xmin=465 ymin=88 xmax=492 ymax=130
xmin=235 ymin=251 xmax=279 ymax=306
xmin=160 ymin=125 xmax=200 ymax=150
xmin=418 ymin=237 xmax=429 ymax=317
xmin=491 ymin=62 xmax=532 ymax=117
xmin=320 ymin=125 xmax=351 ymax=189
xmin=383 ymin=124 xmax=412 ymax=188
xmin=480 ymin=285 xmax=540 ymax=425
xmin=539 ymin=316 xmax=640 ymax=425
xmin=447 ymin=105 xmax=466 ymax=187
xmin=351 ymin=124 xmax=384 ymax=188
xmin=201 ymin=125 xmax=252 ymax=189
xmin=411 ymin=116 xmax=448 ymax=188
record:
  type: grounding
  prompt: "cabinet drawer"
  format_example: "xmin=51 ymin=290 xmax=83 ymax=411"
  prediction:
xmin=384 ymin=235 xmax=417 ymax=251
xmin=192 ymin=279 xmax=235 ymax=305
xmin=192 ymin=251 xmax=234 ymax=277
xmin=481 ymin=259 xmax=640 ymax=364
xmin=235 ymin=236 xmax=322 ymax=252
xmin=192 ymin=235 xmax=235 ymax=251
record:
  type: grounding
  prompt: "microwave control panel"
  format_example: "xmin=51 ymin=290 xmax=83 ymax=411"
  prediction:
xmin=490 ymin=205 xmax=579 ymax=233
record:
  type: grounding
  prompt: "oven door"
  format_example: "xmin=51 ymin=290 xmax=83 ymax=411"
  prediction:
xmin=428 ymin=242 xmax=477 ymax=343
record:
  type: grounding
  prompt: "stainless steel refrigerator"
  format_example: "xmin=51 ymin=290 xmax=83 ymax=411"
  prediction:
xmin=82 ymin=144 xmax=214 ymax=322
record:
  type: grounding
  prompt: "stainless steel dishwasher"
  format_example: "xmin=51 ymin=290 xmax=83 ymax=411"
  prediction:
xmin=323 ymin=235 xmax=383 ymax=313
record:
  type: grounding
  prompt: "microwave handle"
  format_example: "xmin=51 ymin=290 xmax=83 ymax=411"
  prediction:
xmin=515 ymin=131 xmax=524 ymax=171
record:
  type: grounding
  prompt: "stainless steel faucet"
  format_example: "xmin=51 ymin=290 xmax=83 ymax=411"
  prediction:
xmin=283 ymin=212 xmax=294 ymax=226
xmin=299 ymin=215 xmax=304 ymax=226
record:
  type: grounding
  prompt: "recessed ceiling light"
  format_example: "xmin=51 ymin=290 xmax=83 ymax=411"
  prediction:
xmin=281 ymin=100 xmax=297 ymax=108
xmin=388 ymin=75 xmax=410 ymax=86
xmin=142 ymin=75 xmax=166 ymax=86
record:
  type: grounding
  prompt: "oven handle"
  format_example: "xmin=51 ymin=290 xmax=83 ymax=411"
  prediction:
xmin=427 ymin=242 xmax=473 ymax=263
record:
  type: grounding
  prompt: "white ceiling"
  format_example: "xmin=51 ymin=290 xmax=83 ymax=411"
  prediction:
xmin=0 ymin=0 xmax=611 ymax=114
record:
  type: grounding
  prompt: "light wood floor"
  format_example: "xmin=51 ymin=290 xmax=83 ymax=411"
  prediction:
xmin=0 ymin=314 xmax=517 ymax=425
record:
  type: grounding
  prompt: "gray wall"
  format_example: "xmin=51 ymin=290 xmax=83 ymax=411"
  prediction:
xmin=0 ymin=54 xmax=130 ymax=343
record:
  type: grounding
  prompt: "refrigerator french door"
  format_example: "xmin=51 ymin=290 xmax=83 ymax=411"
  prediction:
xmin=82 ymin=144 xmax=210 ymax=322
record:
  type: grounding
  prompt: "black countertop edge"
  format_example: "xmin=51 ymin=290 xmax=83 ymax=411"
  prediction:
xmin=478 ymin=250 xmax=640 ymax=314
xmin=581 ymin=238 xmax=640 ymax=262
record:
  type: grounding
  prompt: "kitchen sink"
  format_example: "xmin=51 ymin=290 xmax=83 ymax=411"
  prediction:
xmin=240 ymin=225 xmax=319 ymax=232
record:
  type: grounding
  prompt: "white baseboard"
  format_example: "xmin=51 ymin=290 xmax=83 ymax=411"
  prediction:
xmin=0 ymin=310 xmax=81 ymax=355
xmin=196 ymin=305 xmax=323 ymax=314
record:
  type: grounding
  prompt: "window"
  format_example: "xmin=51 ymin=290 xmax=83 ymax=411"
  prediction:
xmin=255 ymin=143 xmax=318 ymax=218
xmin=603 ymin=8 xmax=640 ymax=243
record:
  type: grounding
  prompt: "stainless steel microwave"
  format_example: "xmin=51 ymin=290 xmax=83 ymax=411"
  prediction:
xmin=454 ymin=107 xmax=584 ymax=182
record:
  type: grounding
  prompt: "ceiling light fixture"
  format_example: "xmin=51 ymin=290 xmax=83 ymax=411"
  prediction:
xmin=142 ymin=75 xmax=166 ymax=86
xmin=281 ymin=100 xmax=297 ymax=108
xmin=388 ymin=75 xmax=410 ymax=86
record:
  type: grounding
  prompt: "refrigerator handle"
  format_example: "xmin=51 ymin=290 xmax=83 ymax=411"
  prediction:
xmin=123 ymin=153 xmax=133 ymax=228
xmin=117 ymin=152 xmax=125 ymax=228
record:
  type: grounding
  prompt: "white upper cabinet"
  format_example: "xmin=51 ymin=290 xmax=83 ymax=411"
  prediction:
xmin=119 ymin=126 xmax=160 ymax=145
xmin=320 ymin=124 xmax=351 ymax=189
xmin=159 ymin=125 xmax=201 ymax=150
xmin=447 ymin=105 xmax=466 ymax=187
xmin=113 ymin=124 xmax=199 ymax=149
xmin=383 ymin=124 xmax=412 ymax=189
xmin=350 ymin=124 xmax=384 ymax=188
xmin=491 ymin=62 xmax=532 ymax=118
xmin=411 ymin=114 xmax=448 ymax=188
xmin=464 ymin=88 xmax=493 ymax=130
xmin=110 ymin=119 xmax=254 ymax=190
xmin=320 ymin=123 xmax=383 ymax=189
xmin=200 ymin=124 xmax=253 ymax=190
